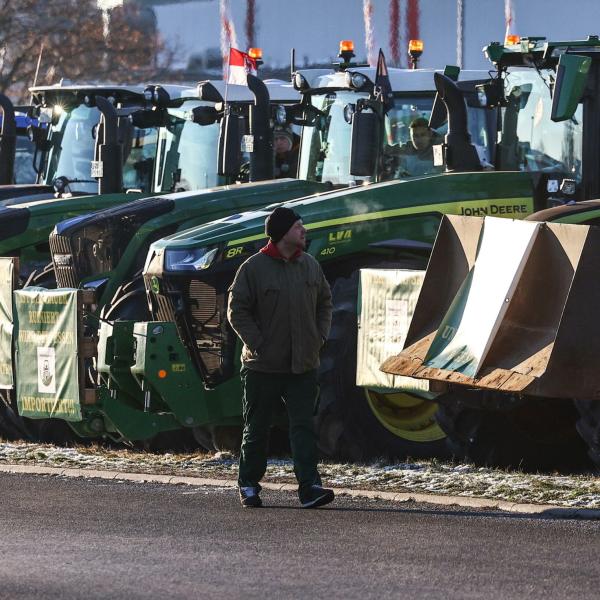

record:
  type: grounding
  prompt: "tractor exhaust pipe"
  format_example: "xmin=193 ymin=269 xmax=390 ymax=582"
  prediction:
xmin=433 ymin=72 xmax=481 ymax=172
xmin=0 ymin=94 xmax=17 ymax=185
xmin=247 ymin=73 xmax=273 ymax=182
xmin=95 ymin=96 xmax=123 ymax=195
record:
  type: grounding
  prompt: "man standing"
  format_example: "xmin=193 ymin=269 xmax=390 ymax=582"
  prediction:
xmin=227 ymin=206 xmax=334 ymax=509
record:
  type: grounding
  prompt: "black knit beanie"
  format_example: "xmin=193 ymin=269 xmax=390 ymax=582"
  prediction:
xmin=265 ymin=207 xmax=301 ymax=243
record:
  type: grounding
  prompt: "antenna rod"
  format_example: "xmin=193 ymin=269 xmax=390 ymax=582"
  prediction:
xmin=290 ymin=48 xmax=296 ymax=80
xmin=30 ymin=42 xmax=44 ymax=103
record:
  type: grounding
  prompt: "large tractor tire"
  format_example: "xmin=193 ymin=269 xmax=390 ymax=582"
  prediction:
xmin=436 ymin=392 xmax=590 ymax=471
xmin=23 ymin=262 xmax=57 ymax=289
xmin=574 ymin=399 xmax=600 ymax=470
xmin=316 ymin=271 xmax=448 ymax=462
xmin=0 ymin=391 xmax=34 ymax=441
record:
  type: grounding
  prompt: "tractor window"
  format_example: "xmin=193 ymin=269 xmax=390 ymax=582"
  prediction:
xmin=298 ymin=91 xmax=359 ymax=185
xmin=298 ymin=91 xmax=492 ymax=184
xmin=498 ymin=70 xmax=583 ymax=181
xmin=122 ymin=126 xmax=158 ymax=192
xmin=154 ymin=101 xmax=224 ymax=193
xmin=14 ymin=136 xmax=37 ymax=184
xmin=43 ymin=103 xmax=100 ymax=193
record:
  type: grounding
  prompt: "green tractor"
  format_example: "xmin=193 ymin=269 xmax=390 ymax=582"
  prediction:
xmin=20 ymin=42 xmax=544 ymax=455
xmin=379 ymin=37 xmax=600 ymax=470
xmin=89 ymin=38 xmax=594 ymax=460
xmin=0 ymin=76 xmax=307 ymax=441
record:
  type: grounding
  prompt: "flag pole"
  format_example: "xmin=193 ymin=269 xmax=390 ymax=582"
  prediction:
xmin=224 ymin=45 xmax=231 ymax=106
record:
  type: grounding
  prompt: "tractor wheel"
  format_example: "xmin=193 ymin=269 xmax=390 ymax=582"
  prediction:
xmin=574 ymin=399 xmax=600 ymax=470
xmin=316 ymin=271 xmax=448 ymax=462
xmin=436 ymin=392 xmax=590 ymax=471
xmin=23 ymin=262 xmax=57 ymax=289
xmin=102 ymin=274 xmax=151 ymax=322
xmin=0 ymin=391 xmax=34 ymax=441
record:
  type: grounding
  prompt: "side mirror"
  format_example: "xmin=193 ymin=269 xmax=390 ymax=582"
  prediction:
xmin=551 ymin=53 xmax=591 ymax=122
xmin=191 ymin=105 xmax=218 ymax=126
xmin=286 ymin=102 xmax=323 ymax=127
xmin=129 ymin=108 xmax=166 ymax=129
xmin=349 ymin=109 xmax=380 ymax=177
xmin=218 ymin=111 xmax=241 ymax=177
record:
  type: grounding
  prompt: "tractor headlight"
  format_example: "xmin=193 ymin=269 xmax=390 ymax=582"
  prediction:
xmin=346 ymin=71 xmax=368 ymax=90
xmin=164 ymin=247 xmax=218 ymax=272
xmin=275 ymin=104 xmax=287 ymax=125
xmin=293 ymin=73 xmax=308 ymax=91
xmin=477 ymin=88 xmax=487 ymax=107
xmin=343 ymin=103 xmax=355 ymax=124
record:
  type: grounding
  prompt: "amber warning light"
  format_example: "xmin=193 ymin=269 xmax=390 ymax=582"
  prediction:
xmin=339 ymin=40 xmax=354 ymax=53
xmin=248 ymin=47 xmax=262 ymax=60
xmin=408 ymin=39 xmax=424 ymax=69
xmin=408 ymin=39 xmax=424 ymax=54
xmin=505 ymin=35 xmax=520 ymax=45
xmin=158 ymin=369 xmax=168 ymax=379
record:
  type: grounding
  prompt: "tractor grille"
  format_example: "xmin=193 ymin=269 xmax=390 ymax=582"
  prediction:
xmin=50 ymin=233 xmax=78 ymax=288
xmin=188 ymin=280 xmax=222 ymax=374
xmin=147 ymin=273 xmax=236 ymax=387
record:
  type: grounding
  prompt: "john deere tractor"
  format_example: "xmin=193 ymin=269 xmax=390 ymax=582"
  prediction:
xmin=381 ymin=36 xmax=600 ymax=470
xmin=84 ymin=38 xmax=594 ymax=460
xmin=0 ymin=76 xmax=306 ymax=442
xmin=19 ymin=36 xmax=539 ymax=454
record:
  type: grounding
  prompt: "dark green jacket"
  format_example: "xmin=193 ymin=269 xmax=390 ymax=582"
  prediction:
xmin=227 ymin=250 xmax=332 ymax=374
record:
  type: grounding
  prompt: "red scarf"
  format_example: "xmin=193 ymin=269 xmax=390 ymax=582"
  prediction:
xmin=260 ymin=240 xmax=302 ymax=261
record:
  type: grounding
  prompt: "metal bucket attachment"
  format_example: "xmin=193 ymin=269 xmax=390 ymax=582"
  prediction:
xmin=382 ymin=214 xmax=484 ymax=382
xmin=382 ymin=215 xmax=600 ymax=399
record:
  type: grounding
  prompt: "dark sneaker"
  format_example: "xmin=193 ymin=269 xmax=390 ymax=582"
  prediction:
xmin=300 ymin=485 xmax=335 ymax=509
xmin=239 ymin=486 xmax=262 ymax=508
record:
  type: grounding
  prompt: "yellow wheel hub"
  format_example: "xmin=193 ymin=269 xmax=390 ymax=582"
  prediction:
xmin=365 ymin=389 xmax=445 ymax=443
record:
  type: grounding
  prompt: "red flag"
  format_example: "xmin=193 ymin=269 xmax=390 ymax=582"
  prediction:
xmin=228 ymin=48 xmax=257 ymax=85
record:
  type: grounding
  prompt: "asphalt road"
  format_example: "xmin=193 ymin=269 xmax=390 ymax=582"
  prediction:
xmin=0 ymin=472 xmax=599 ymax=600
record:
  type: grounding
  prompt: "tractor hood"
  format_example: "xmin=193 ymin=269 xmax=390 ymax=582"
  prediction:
xmin=148 ymin=171 xmax=535 ymax=257
xmin=0 ymin=184 xmax=55 ymax=205
xmin=55 ymin=178 xmax=326 ymax=238
xmin=50 ymin=178 xmax=329 ymax=292
xmin=0 ymin=191 xmax=146 ymax=254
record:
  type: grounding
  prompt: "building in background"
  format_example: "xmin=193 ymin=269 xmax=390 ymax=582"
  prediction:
xmin=99 ymin=0 xmax=600 ymax=80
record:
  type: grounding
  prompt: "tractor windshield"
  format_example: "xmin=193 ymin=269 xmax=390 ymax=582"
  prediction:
xmin=298 ymin=91 xmax=494 ymax=185
xmin=153 ymin=100 xmax=224 ymax=193
xmin=497 ymin=69 xmax=583 ymax=180
xmin=43 ymin=102 xmax=159 ymax=195
xmin=43 ymin=103 xmax=100 ymax=193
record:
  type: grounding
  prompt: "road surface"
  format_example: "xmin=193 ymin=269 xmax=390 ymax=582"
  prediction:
xmin=0 ymin=472 xmax=598 ymax=599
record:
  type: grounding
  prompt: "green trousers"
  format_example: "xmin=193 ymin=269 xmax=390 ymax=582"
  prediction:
xmin=238 ymin=368 xmax=321 ymax=495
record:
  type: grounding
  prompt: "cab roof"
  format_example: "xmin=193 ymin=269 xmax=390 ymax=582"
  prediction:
xmin=189 ymin=79 xmax=300 ymax=103
xmin=302 ymin=67 xmax=491 ymax=93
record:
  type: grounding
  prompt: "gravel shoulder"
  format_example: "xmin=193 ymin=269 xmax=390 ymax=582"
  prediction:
xmin=1 ymin=441 xmax=600 ymax=516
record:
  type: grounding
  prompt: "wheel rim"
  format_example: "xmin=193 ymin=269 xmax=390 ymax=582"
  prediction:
xmin=365 ymin=389 xmax=446 ymax=442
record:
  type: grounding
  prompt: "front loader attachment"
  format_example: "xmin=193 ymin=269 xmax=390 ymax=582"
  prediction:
xmin=382 ymin=214 xmax=600 ymax=399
